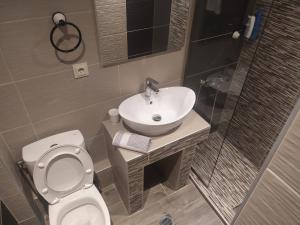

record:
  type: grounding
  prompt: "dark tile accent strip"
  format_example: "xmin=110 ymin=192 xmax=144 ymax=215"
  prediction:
xmin=226 ymin=0 xmax=300 ymax=167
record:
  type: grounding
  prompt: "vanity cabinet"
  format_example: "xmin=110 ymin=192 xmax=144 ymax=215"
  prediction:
xmin=103 ymin=110 xmax=210 ymax=214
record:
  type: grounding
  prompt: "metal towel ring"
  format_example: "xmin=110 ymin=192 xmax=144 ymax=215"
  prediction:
xmin=50 ymin=12 xmax=82 ymax=53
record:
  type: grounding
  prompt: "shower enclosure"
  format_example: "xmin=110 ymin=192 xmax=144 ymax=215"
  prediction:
xmin=183 ymin=0 xmax=260 ymax=223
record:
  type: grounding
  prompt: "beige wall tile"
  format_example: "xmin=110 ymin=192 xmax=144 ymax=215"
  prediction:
xmin=0 ymin=50 xmax=12 ymax=85
xmin=119 ymin=59 xmax=147 ymax=96
xmin=17 ymin=64 xmax=119 ymax=122
xmin=86 ymin=134 xmax=108 ymax=163
xmin=0 ymin=85 xmax=29 ymax=132
xmin=3 ymin=194 xmax=35 ymax=222
xmin=0 ymin=169 xmax=21 ymax=199
xmin=2 ymin=125 xmax=38 ymax=161
xmin=235 ymin=169 xmax=300 ymax=225
xmin=34 ymin=97 xmax=123 ymax=140
xmin=160 ymin=79 xmax=182 ymax=88
xmin=0 ymin=134 xmax=6 ymax=171
xmin=146 ymin=50 xmax=185 ymax=84
xmin=0 ymin=135 xmax=23 ymax=190
xmin=118 ymin=50 xmax=185 ymax=96
xmin=96 ymin=167 xmax=114 ymax=189
xmin=0 ymin=135 xmax=8 ymax=150
xmin=0 ymin=136 xmax=16 ymax=176
xmin=0 ymin=12 xmax=99 ymax=81
xmin=0 ymin=0 xmax=93 ymax=23
xmin=0 ymin=137 xmax=34 ymax=223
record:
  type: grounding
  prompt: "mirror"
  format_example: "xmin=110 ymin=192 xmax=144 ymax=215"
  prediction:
xmin=93 ymin=0 xmax=191 ymax=66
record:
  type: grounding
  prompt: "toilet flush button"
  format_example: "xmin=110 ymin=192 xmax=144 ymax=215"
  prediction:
xmin=42 ymin=188 xmax=48 ymax=194
xmin=38 ymin=163 xmax=45 ymax=169
xmin=74 ymin=148 xmax=81 ymax=154
xmin=86 ymin=169 xmax=92 ymax=174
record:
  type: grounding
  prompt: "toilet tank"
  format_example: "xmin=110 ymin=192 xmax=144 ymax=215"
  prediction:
xmin=22 ymin=130 xmax=85 ymax=174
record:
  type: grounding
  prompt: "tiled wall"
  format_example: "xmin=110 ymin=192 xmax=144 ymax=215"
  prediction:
xmin=0 ymin=0 xmax=188 ymax=223
xmin=0 ymin=138 xmax=37 ymax=225
xmin=234 ymin=103 xmax=300 ymax=225
xmin=1 ymin=201 xmax=18 ymax=225
xmin=226 ymin=0 xmax=300 ymax=168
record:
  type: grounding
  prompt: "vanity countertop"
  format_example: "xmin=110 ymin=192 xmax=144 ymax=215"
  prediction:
xmin=103 ymin=110 xmax=210 ymax=163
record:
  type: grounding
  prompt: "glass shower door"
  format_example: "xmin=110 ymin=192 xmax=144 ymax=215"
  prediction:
xmin=183 ymin=0 xmax=250 ymax=186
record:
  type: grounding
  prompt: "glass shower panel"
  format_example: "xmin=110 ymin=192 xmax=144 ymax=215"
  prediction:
xmin=183 ymin=0 xmax=250 ymax=186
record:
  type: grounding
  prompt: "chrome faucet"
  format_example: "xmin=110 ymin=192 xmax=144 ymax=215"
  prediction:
xmin=145 ymin=77 xmax=159 ymax=99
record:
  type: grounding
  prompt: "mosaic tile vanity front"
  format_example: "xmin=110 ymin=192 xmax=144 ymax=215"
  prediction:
xmin=103 ymin=111 xmax=210 ymax=214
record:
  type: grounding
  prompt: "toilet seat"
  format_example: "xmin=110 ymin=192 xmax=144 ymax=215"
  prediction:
xmin=33 ymin=144 xmax=94 ymax=204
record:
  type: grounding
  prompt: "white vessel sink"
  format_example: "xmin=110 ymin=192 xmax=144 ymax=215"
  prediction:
xmin=119 ymin=86 xmax=196 ymax=136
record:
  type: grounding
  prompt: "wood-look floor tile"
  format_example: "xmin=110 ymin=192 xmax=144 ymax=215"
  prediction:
xmin=102 ymin=182 xmax=223 ymax=225
xmin=143 ymin=184 xmax=167 ymax=208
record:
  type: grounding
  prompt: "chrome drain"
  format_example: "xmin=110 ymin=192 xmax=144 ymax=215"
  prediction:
xmin=160 ymin=214 xmax=173 ymax=225
xmin=152 ymin=114 xmax=162 ymax=122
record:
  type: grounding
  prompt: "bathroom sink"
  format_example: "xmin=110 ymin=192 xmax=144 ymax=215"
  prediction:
xmin=119 ymin=86 xmax=196 ymax=136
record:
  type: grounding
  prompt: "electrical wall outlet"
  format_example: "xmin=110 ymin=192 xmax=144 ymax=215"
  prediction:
xmin=73 ymin=62 xmax=89 ymax=78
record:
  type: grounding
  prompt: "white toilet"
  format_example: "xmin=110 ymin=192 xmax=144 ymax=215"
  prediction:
xmin=22 ymin=130 xmax=111 ymax=225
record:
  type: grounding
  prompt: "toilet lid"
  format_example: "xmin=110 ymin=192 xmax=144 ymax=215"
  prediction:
xmin=33 ymin=145 xmax=94 ymax=204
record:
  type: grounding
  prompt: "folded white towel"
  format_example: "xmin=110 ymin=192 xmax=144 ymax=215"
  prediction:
xmin=112 ymin=131 xmax=151 ymax=154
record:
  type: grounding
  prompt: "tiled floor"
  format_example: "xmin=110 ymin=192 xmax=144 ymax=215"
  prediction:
xmin=101 ymin=182 xmax=223 ymax=225
xmin=191 ymin=137 xmax=259 ymax=224
xmin=192 ymin=132 xmax=224 ymax=185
